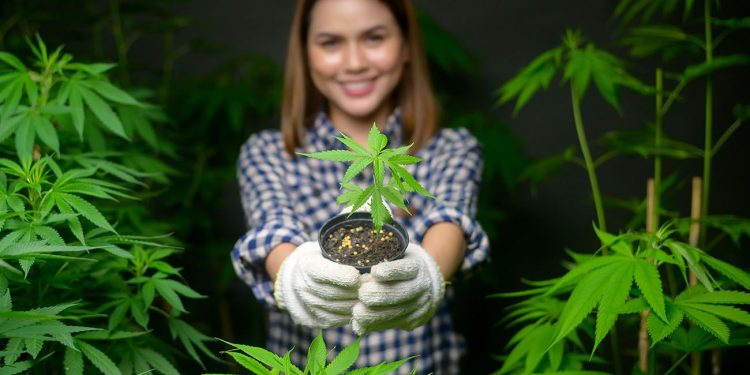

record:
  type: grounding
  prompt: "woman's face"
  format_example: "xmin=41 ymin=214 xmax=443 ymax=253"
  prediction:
xmin=306 ymin=0 xmax=408 ymax=124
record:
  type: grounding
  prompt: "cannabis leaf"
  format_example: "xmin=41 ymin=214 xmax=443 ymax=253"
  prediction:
xmin=299 ymin=123 xmax=434 ymax=231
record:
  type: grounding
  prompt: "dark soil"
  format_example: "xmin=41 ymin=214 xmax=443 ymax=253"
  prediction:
xmin=322 ymin=222 xmax=402 ymax=268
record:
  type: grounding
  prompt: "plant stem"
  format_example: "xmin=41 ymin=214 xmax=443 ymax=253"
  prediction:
xmin=570 ymin=86 xmax=607 ymax=232
xmin=654 ymin=69 xmax=663 ymax=230
xmin=665 ymin=353 xmax=691 ymax=375
xmin=659 ymin=79 xmax=687 ymax=118
xmin=700 ymin=0 xmax=713 ymax=246
xmin=109 ymin=0 xmax=130 ymax=86
xmin=711 ymin=118 xmax=742 ymax=157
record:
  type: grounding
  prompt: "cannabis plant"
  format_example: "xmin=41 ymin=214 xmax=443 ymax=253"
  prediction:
xmin=209 ymin=333 xmax=415 ymax=375
xmin=300 ymin=124 xmax=434 ymax=231
xmin=493 ymin=0 xmax=750 ymax=374
xmin=0 ymin=37 xmax=214 ymax=374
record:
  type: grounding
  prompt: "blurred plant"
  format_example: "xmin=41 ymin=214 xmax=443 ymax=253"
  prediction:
xmin=493 ymin=0 xmax=750 ymax=374
xmin=0 ymin=36 xmax=214 ymax=373
xmin=208 ymin=333 xmax=415 ymax=375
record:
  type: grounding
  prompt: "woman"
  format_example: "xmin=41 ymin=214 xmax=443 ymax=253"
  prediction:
xmin=231 ymin=0 xmax=489 ymax=373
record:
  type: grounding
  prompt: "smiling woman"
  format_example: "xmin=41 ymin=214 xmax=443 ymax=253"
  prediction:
xmin=231 ymin=0 xmax=490 ymax=373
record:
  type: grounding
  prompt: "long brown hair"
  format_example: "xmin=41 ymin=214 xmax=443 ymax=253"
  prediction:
xmin=281 ymin=0 xmax=439 ymax=156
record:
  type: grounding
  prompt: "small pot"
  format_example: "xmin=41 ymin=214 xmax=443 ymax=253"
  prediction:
xmin=318 ymin=211 xmax=408 ymax=273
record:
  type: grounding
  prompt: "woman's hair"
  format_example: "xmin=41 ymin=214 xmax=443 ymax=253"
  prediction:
xmin=281 ymin=0 xmax=439 ymax=155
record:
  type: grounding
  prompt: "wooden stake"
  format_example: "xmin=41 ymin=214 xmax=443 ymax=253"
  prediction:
xmin=639 ymin=179 xmax=656 ymax=373
xmin=689 ymin=177 xmax=703 ymax=375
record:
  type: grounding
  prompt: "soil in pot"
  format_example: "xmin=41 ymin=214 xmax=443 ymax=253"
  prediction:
xmin=322 ymin=222 xmax=402 ymax=269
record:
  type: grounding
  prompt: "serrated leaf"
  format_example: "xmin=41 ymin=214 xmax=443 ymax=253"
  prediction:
xmin=221 ymin=340 xmax=286 ymax=369
xmin=648 ymin=301 xmax=684 ymax=345
xmin=549 ymin=265 xmax=611 ymax=348
xmin=685 ymin=304 xmax=750 ymax=326
xmin=76 ymin=85 xmax=127 ymax=139
xmin=64 ymin=346 xmax=84 ymax=375
xmin=634 ymin=259 xmax=667 ymax=320
xmin=335 ymin=134 xmax=369 ymax=156
xmin=139 ymin=348 xmax=179 ymax=375
xmin=68 ymin=86 xmax=85 ymax=139
xmin=592 ymin=225 xmax=632 ymax=257
xmin=325 ymin=337 xmax=360 ymax=375
xmin=701 ymin=255 xmax=750 ymax=290
xmin=545 ymin=256 xmax=626 ymax=296
xmin=680 ymin=305 xmax=730 ymax=343
xmin=342 ymin=157 xmax=371 ymax=184
xmin=373 ymin=159 xmax=384 ymax=186
xmin=380 ymin=186 xmax=408 ymax=212
xmin=306 ymin=334 xmax=326 ymax=374
xmin=58 ymin=193 xmax=116 ymax=233
xmin=24 ymin=338 xmax=42 ymax=358
xmin=0 ymin=52 xmax=26 ymax=71
xmin=225 ymin=352 xmax=269 ymax=374
xmin=80 ymin=80 xmax=140 ymax=106
xmin=367 ymin=124 xmax=382 ymax=153
xmin=33 ymin=115 xmax=59 ymax=154
xmin=77 ymin=340 xmax=122 ymax=375
xmin=153 ymin=279 xmax=186 ymax=313
xmin=681 ymin=290 xmax=750 ymax=305
xmin=388 ymin=154 xmax=421 ymax=165
xmin=297 ymin=150 xmax=361 ymax=162
xmin=593 ymin=261 xmax=634 ymax=352
xmin=108 ymin=301 xmax=129 ymax=332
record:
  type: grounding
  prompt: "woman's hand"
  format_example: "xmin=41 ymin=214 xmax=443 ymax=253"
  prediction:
xmin=351 ymin=243 xmax=445 ymax=335
xmin=274 ymin=241 xmax=360 ymax=328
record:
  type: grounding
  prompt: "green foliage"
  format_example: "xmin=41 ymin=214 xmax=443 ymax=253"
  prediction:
xmin=212 ymin=333 xmax=415 ymax=375
xmin=494 ymin=0 xmax=750 ymax=373
xmin=0 ymin=37 xmax=212 ymax=373
xmin=299 ymin=124 xmax=434 ymax=231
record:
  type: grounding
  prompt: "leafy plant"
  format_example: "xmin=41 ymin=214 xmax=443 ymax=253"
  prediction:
xmin=207 ymin=333 xmax=415 ymax=375
xmin=0 ymin=37 xmax=214 ymax=373
xmin=299 ymin=124 xmax=434 ymax=231
xmin=493 ymin=0 xmax=750 ymax=374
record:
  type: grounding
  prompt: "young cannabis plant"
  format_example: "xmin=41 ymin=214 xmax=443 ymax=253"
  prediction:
xmin=211 ymin=333 xmax=415 ymax=375
xmin=299 ymin=124 xmax=433 ymax=231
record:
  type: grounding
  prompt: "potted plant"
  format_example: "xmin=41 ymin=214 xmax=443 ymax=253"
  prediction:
xmin=300 ymin=124 xmax=434 ymax=272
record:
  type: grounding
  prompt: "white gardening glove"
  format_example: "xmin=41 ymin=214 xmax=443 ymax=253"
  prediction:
xmin=274 ymin=241 xmax=360 ymax=328
xmin=351 ymin=243 xmax=445 ymax=335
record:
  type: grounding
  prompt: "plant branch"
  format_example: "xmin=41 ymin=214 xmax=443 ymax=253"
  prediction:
xmin=570 ymin=85 xmax=607 ymax=232
xmin=659 ymin=79 xmax=687 ymax=117
xmin=711 ymin=118 xmax=742 ymax=157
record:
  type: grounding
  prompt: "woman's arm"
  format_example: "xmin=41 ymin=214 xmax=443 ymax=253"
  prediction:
xmin=422 ymin=222 xmax=466 ymax=280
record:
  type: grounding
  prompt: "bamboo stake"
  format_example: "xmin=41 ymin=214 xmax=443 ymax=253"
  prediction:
xmin=639 ymin=179 xmax=656 ymax=373
xmin=689 ymin=177 xmax=703 ymax=375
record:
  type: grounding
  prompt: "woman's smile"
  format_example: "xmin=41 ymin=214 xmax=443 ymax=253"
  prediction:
xmin=340 ymin=78 xmax=376 ymax=97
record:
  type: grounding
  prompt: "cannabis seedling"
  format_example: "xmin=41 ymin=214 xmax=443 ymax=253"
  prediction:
xmin=299 ymin=123 xmax=434 ymax=231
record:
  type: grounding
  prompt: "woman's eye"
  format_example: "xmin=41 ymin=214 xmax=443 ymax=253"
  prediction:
xmin=320 ymin=39 xmax=339 ymax=48
xmin=366 ymin=34 xmax=385 ymax=44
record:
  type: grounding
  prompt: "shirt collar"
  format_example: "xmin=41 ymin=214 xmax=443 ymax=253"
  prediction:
xmin=307 ymin=109 xmax=404 ymax=151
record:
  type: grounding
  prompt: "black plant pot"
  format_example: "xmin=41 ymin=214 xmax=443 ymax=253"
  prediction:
xmin=318 ymin=211 xmax=408 ymax=273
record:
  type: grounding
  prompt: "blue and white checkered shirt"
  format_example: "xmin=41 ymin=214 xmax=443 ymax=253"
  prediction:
xmin=231 ymin=110 xmax=489 ymax=374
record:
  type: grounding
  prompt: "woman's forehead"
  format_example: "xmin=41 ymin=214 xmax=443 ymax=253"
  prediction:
xmin=307 ymin=0 xmax=398 ymax=35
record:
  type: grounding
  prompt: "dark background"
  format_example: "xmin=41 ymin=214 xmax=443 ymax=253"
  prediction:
xmin=2 ymin=0 xmax=749 ymax=373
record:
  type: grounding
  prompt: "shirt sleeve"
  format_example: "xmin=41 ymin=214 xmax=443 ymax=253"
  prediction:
xmin=231 ymin=132 xmax=310 ymax=308
xmin=412 ymin=128 xmax=490 ymax=271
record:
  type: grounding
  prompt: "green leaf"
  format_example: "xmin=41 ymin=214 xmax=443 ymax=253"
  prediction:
xmin=335 ymin=134 xmax=369 ymax=156
xmin=388 ymin=154 xmax=421 ymax=165
xmin=77 ymin=340 xmax=122 ymax=375
xmin=549 ymin=264 xmax=611 ymax=348
xmin=545 ymin=256 xmax=625 ymax=296
xmin=634 ymin=259 xmax=667 ymax=321
xmin=80 ymin=80 xmax=140 ymax=106
xmin=76 ymin=85 xmax=128 ymax=139
xmin=306 ymin=334 xmax=326 ymax=374
xmin=33 ymin=115 xmax=59 ymax=154
xmin=370 ymin=189 xmax=388 ymax=231
xmin=108 ymin=301 xmax=129 ymax=332
xmin=297 ymin=150 xmax=361 ymax=162
xmin=381 ymin=186 xmax=408 ymax=212
xmin=64 ymin=346 xmax=84 ymax=375
xmin=0 ymin=52 xmax=26 ymax=71
xmin=221 ymin=340 xmax=286 ymax=369
xmin=58 ymin=193 xmax=116 ymax=233
xmin=685 ymin=304 xmax=750 ymax=326
xmin=680 ymin=305 xmax=730 ymax=343
xmin=681 ymin=290 xmax=750 ymax=305
xmin=68 ymin=86 xmax=85 ymax=139
xmin=153 ymin=279 xmax=186 ymax=313
xmin=647 ymin=301 xmax=684 ymax=345
xmin=592 ymin=225 xmax=632 ymax=257
xmin=342 ymin=157 xmax=372 ymax=184
xmin=130 ymin=298 xmax=149 ymax=329
xmin=139 ymin=348 xmax=179 ymax=375
xmin=682 ymin=54 xmax=750 ymax=81
xmin=14 ymin=116 xmax=34 ymax=165
xmin=665 ymin=240 xmax=713 ymax=291
xmin=325 ymin=337 xmax=360 ymax=375
xmin=701 ymin=255 xmax=750 ymax=290
xmin=367 ymin=124 xmax=382 ymax=153
xmin=373 ymin=159 xmax=384 ymax=186
xmin=496 ymin=47 xmax=561 ymax=115
xmin=593 ymin=261 xmax=634 ymax=352
xmin=225 ymin=352 xmax=269 ymax=374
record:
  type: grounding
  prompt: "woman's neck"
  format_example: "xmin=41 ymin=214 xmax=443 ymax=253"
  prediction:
xmin=329 ymin=106 xmax=392 ymax=150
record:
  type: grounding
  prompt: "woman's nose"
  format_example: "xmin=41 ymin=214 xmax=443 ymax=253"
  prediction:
xmin=344 ymin=43 xmax=367 ymax=73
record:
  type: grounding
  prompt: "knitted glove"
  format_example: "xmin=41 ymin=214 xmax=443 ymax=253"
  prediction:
xmin=274 ymin=241 xmax=360 ymax=328
xmin=351 ymin=243 xmax=445 ymax=335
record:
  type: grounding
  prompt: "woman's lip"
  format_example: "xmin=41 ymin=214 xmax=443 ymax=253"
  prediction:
xmin=340 ymin=79 xmax=376 ymax=97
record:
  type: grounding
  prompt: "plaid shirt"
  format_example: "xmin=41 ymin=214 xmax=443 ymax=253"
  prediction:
xmin=231 ymin=110 xmax=489 ymax=374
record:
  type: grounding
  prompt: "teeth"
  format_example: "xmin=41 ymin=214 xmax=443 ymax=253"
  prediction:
xmin=343 ymin=81 xmax=370 ymax=89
